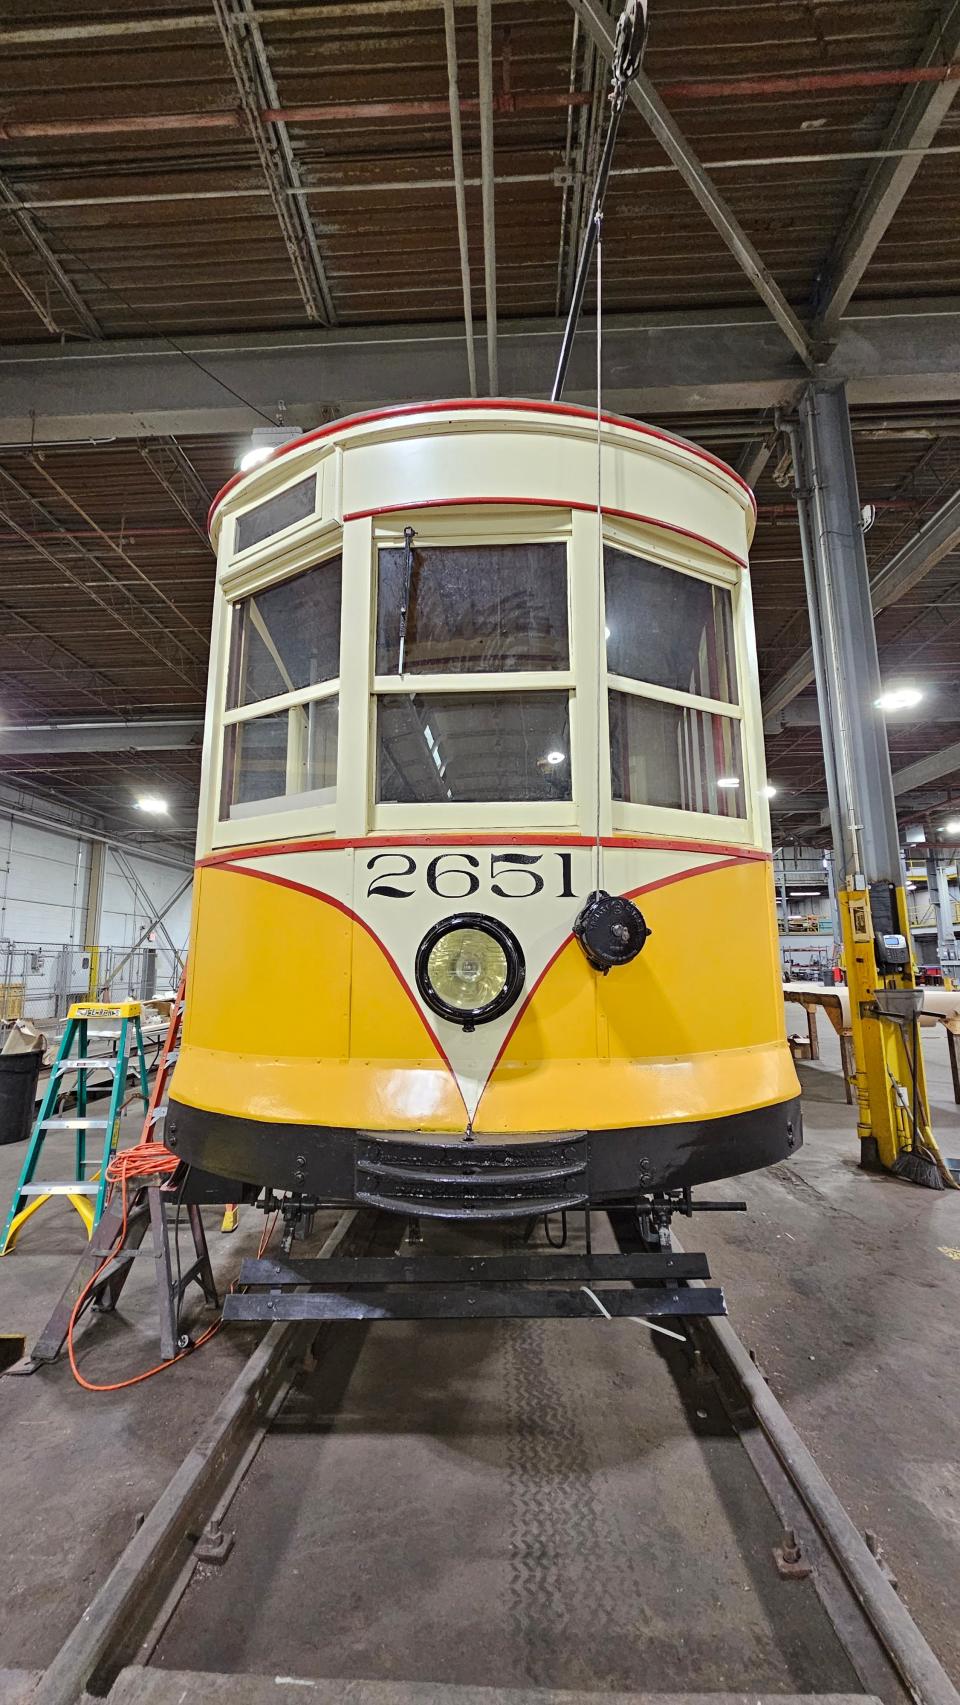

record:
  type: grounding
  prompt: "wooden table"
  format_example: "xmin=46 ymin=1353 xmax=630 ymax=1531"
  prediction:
xmin=782 ymin=981 xmax=960 ymax=1105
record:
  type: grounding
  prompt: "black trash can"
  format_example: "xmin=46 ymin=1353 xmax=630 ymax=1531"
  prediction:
xmin=0 ymin=1049 xmax=42 ymax=1145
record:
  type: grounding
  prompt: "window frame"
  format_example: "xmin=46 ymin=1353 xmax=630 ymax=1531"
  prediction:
xmin=202 ymin=504 xmax=760 ymax=853
xmin=228 ymin=465 xmax=321 ymax=564
xmin=212 ymin=536 xmax=344 ymax=845
xmin=600 ymin=517 xmax=755 ymax=843
xmin=368 ymin=512 xmax=581 ymax=831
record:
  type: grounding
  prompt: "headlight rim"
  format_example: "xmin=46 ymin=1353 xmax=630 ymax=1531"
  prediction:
xmin=415 ymin=911 xmax=526 ymax=1027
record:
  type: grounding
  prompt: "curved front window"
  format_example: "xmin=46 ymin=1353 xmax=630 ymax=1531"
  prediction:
xmin=373 ymin=539 xmax=573 ymax=806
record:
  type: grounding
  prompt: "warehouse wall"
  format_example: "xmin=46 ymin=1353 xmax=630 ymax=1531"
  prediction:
xmin=0 ymin=812 xmax=192 ymax=953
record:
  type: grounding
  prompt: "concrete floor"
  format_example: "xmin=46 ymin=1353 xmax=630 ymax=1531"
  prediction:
xmin=0 ymin=1023 xmax=958 ymax=1693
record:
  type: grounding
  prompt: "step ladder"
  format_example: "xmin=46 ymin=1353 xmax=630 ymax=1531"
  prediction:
xmin=7 ymin=973 xmax=219 ymax=1374
xmin=1 ymin=1000 xmax=150 ymax=1255
xmin=141 ymin=976 xmax=184 ymax=1149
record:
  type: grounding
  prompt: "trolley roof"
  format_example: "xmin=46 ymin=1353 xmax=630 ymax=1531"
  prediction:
xmin=206 ymin=398 xmax=757 ymax=539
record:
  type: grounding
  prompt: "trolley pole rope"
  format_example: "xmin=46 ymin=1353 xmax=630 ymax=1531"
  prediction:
xmin=551 ymin=0 xmax=648 ymax=404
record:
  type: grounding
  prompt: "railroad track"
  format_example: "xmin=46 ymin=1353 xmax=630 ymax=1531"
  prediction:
xmin=20 ymin=1208 xmax=960 ymax=1705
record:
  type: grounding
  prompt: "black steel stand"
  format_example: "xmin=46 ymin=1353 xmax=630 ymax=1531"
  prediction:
xmin=7 ymin=1171 xmax=219 ymax=1374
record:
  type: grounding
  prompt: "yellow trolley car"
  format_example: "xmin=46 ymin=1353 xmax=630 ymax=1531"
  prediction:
xmin=168 ymin=401 xmax=800 ymax=1220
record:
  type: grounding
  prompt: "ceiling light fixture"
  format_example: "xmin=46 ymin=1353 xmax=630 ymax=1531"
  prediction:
xmin=761 ymin=784 xmax=778 ymax=799
xmin=135 ymin=794 xmax=169 ymax=815
xmin=544 ymin=750 xmax=566 ymax=765
xmin=875 ymin=686 xmax=923 ymax=713
xmin=237 ymin=424 xmax=298 ymax=473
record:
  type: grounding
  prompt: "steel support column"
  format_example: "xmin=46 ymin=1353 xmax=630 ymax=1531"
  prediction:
xmin=925 ymin=851 xmax=958 ymax=976
xmin=795 ymin=383 xmax=947 ymax=1183
xmin=81 ymin=840 xmax=105 ymax=999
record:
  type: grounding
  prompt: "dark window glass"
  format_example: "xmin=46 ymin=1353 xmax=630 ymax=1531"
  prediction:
xmin=609 ymin=690 xmax=745 ymax=818
xmin=376 ymin=542 xmax=569 ymax=675
xmin=220 ymin=698 xmax=338 ymax=820
xmin=227 ymin=556 xmax=342 ymax=708
xmin=235 ymin=475 xmax=316 ymax=554
xmin=221 ymin=712 xmax=288 ymax=818
xmin=377 ymin=692 xmax=571 ymax=803
xmin=605 ymin=547 xmax=737 ymax=704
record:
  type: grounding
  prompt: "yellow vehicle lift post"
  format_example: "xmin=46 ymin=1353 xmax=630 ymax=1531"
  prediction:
xmin=789 ymin=388 xmax=954 ymax=1189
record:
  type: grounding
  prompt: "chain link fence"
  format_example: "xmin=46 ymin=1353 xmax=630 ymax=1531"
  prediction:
xmin=0 ymin=940 xmax=183 ymax=1025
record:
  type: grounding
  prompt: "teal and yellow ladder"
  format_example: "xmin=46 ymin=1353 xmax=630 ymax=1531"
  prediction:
xmin=1 ymin=1000 xmax=150 ymax=1254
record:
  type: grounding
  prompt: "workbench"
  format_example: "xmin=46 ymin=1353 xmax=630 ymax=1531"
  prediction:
xmin=783 ymin=981 xmax=960 ymax=1105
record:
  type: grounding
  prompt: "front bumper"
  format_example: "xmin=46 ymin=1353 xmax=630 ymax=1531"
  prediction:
xmin=166 ymin=1097 xmax=802 ymax=1219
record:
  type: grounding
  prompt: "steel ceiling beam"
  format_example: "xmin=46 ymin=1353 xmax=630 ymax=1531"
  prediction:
xmin=0 ymin=719 xmax=204 ymax=755
xmin=0 ymin=606 xmax=134 ymax=716
xmin=814 ymin=2 xmax=960 ymax=333
xmin=736 ymin=432 xmax=779 ymax=488
xmin=0 ymin=175 xmax=102 ymax=339
xmin=792 ymin=742 xmax=960 ymax=829
xmin=0 ymin=298 xmax=958 ymax=442
xmin=211 ymin=0 xmax=336 ymax=325
xmin=891 ymin=739 xmax=960 ymax=796
xmin=566 ymin=0 xmax=816 ymax=370
xmin=0 ymin=467 xmax=208 ymax=694
xmin=0 ymin=245 xmax=62 ymax=336
xmin=762 ymin=483 xmax=960 ymax=720
xmin=139 ymin=438 xmax=212 ymax=543
xmin=767 ymin=688 xmax=960 ymax=736
xmin=26 ymin=453 xmax=210 ymax=644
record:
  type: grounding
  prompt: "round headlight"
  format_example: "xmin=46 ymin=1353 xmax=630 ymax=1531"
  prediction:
xmin=415 ymin=913 xmax=525 ymax=1028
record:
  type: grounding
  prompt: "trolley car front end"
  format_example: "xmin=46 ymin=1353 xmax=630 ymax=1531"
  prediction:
xmin=168 ymin=402 xmax=800 ymax=1219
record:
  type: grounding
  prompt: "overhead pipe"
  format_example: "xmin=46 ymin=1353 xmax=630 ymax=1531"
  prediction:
xmin=2 ymin=62 xmax=957 ymax=146
xmin=442 ymin=0 xmax=478 ymax=397
xmin=658 ymin=62 xmax=960 ymax=101
xmin=0 ymin=89 xmax=592 ymax=143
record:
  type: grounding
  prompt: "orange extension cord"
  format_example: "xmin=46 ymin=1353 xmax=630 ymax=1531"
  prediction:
xmin=67 ymin=1140 xmax=221 ymax=1392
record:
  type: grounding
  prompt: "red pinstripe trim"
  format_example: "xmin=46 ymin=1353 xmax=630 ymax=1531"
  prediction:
xmin=343 ymin=494 xmax=747 ymax=570
xmin=198 ymin=832 xmax=770 ymax=869
xmin=209 ymin=861 xmax=468 ymax=1116
xmin=483 ymin=855 xmax=753 ymax=1082
xmin=207 ymin=399 xmax=756 ymax=532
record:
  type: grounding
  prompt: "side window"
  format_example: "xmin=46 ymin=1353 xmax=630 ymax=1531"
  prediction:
xmin=227 ymin=555 xmax=341 ymax=709
xmin=605 ymin=545 xmax=744 ymax=819
xmin=220 ymin=552 xmax=341 ymax=821
xmin=605 ymin=546 xmax=737 ymax=704
xmin=234 ymin=474 xmax=316 ymax=554
xmin=608 ymin=691 xmax=745 ymax=819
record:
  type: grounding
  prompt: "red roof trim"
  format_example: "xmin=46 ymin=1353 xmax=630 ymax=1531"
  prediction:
xmin=198 ymin=831 xmax=769 ymax=870
xmin=343 ymin=493 xmax=747 ymax=570
xmin=208 ymin=399 xmax=757 ymax=533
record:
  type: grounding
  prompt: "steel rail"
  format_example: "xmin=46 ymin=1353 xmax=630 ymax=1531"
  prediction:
xmin=29 ymin=1208 xmax=960 ymax=1705
xmin=633 ymin=1221 xmax=960 ymax=1705
xmin=29 ymin=1208 xmax=391 ymax=1705
xmin=701 ymin=1312 xmax=960 ymax=1705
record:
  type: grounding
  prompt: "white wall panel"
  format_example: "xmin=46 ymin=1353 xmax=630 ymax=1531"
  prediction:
xmin=0 ymin=820 xmax=84 ymax=944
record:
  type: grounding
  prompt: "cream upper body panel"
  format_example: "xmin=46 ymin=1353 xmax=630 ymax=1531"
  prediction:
xmin=199 ymin=401 xmax=769 ymax=861
xmin=209 ymin=401 xmax=756 ymax=578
